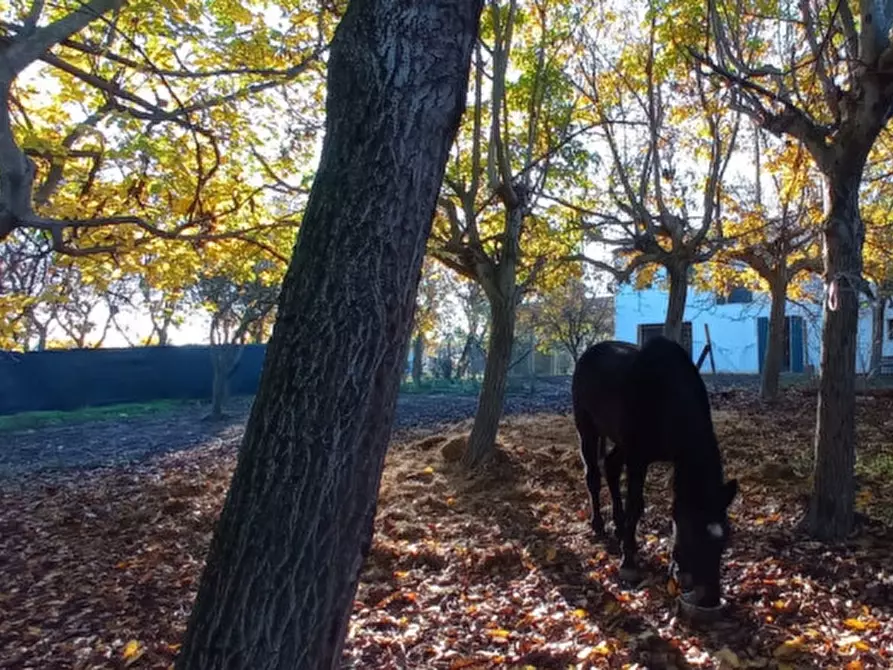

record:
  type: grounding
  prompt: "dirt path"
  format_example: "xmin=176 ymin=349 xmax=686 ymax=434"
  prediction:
xmin=0 ymin=381 xmax=571 ymax=478
xmin=0 ymin=374 xmax=769 ymax=479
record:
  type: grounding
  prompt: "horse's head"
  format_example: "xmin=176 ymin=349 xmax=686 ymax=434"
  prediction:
xmin=671 ymin=478 xmax=738 ymax=608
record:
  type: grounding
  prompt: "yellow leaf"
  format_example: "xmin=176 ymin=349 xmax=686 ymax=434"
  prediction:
xmin=715 ymin=647 xmax=740 ymax=668
xmin=843 ymin=617 xmax=877 ymax=631
xmin=773 ymin=636 xmax=805 ymax=659
xmin=422 ymin=466 xmax=434 ymax=475
xmin=845 ymin=661 xmax=864 ymax=670
xmin=446 ymin=497 xmax=456 ymax=506
xmin=593 ymin=640 xmax=612 ymax=656
xmin=667 ymin=578 xmax=679 ymax=596
xmin=573 ymin=608 xmax=587 ymax=618
xmin=122 ymin=640 xmax=141 ymax=660
xmin=485 ymin=628 xmax=511 ymax=638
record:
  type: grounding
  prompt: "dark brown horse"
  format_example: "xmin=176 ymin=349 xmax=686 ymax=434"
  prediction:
xmin=572 ymin=335 xmax=738 ymax=608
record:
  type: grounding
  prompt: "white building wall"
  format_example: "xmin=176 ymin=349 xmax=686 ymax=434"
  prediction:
xmin=614 ymin=280 xmax=877 ymax=374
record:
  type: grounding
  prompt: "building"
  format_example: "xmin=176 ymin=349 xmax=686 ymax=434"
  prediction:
xmin=613 ymin=273 xmax=887 ymax=375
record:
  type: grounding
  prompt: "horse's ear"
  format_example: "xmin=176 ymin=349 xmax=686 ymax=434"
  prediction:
xmin=722 ymin=479 xmax=739 ymax=508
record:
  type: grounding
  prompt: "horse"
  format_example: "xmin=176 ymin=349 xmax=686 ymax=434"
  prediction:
xmin=571 ymin=335 xmax=738 ymax=608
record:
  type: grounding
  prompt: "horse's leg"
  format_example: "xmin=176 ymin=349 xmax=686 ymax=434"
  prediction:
xmin=576 ymin=414 xmax=606 ymax=537
xmin=618 ymin=461 xmax=646 ymax=584
xmin=604 ymin=445 xmax=625 ymax=542
xmin=669 ymin=519 xmax=694 ymax=593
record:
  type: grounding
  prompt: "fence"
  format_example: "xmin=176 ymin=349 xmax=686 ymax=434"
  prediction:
xmin=0 ymin=344 xmax=267 ymax=415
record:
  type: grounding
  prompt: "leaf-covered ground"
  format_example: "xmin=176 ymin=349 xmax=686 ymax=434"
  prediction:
xmin=1 ymin=390 xmax=892 ymax=669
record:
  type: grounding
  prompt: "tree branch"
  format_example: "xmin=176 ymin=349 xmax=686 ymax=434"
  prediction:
xmin=4 ymin=0 xmax=122 ymax=76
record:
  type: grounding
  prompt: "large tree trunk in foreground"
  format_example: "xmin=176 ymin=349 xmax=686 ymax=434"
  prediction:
xmin=175 ymin=2 xmax=482 ymax=668
xmin=761 ymin=276 xmax=788 ymax=402
xmin=463 ymin=291 xmax=517 ymax=468
xmin=663 ymin=262 xmax=689 ymax=344
xmin=805 ymin=173 xmax=863 ymax=541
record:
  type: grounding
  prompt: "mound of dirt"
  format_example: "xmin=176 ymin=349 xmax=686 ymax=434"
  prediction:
xmin=440 ymin=435 xmax=466 ymax=462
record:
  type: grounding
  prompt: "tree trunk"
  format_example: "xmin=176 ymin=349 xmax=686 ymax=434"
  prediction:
xmin=456 ymin=336 xmax=472 ymax=379
xmin=207 ymin=345 xmax=239 ymax=420
xmin=804 ymin=173 xmax=863 ymax=541
xmin=869 ymin=292 xmax=886 ymax=378
xmin=463 ymin=292 xmax=516 ymax=468
xmin=412 ymin=333 xmax=424 ymax=386
xmin=175 ymin=2 xmax=482 ymax=668
xmin=664 ymin=262 xmax=689 ymax=343
xmin=760 ymin=275 xmax=787 ymax=402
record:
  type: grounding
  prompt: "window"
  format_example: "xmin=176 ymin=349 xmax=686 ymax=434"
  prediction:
xmin=637 ymin=322 xmax=693 ymax=358
xmin=716 ymin=286 xmax=754 ymax=305
xmin=887 ymin=319 xmax=893 ymax=341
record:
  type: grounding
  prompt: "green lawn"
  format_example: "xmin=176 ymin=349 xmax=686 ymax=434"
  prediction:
xmin=0 ymin=376 xmax=553 ymax=432
xmin=0 ymin=398 xmax=197 ymax=433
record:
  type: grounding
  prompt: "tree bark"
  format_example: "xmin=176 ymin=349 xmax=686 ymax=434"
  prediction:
xmin=663 ymin=262 xmax=689 ymax=343
xmin=804 ymin=172 xmax=863 ymax=541
xmin=175 ymin=2 xmax=482 ymax=668
xmin=463 ymin=291 xmax=516 ymax=468
xmin=869 ymin=292 xmax=886 ymax=377
xmin=207 ymin=345 xmax=241 ymax=420
xmin=456 ymin=336 xmax=472 ymax=379
xmin=761 ymin=274 xmax=788 ymax=402
xmin=412 ymin=333 xmax=424 ymax=386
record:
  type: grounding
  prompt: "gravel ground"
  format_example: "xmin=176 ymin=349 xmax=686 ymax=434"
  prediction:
xmin=0 ymin=374 xmax=766 ymax=478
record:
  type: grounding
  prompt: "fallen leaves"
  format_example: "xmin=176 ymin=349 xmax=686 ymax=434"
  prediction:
xmin=772 ymin=636 xmax=806 ymax=660
xmin=714 ymin=646 xmax=741 ymax=668
xmin=1 ymin=392 xmax=892 ymax=668
xmin=843 ymin=617 xmax=879 ymax=632
xmin=122 ymin=639 xmax=143 ymax=664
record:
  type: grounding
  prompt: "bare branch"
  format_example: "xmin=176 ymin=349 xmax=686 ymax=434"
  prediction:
xmin=691 ymin=50 xmax=833 ymax=168
xmin=22 ymin=0 xmax=45 ymax=34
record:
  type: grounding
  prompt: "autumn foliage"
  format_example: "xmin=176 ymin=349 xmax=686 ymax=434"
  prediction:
xmin=2 ymin=391 xmax=892 ymax=669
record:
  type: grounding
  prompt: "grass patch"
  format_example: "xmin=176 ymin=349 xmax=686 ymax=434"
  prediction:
xmin=0 ymin=398 xmax=197 ymax=433
xmin=399 ymin=376 xmax=564 ymax=396
xmin=399 ymin=378 xmax=483 ymax=395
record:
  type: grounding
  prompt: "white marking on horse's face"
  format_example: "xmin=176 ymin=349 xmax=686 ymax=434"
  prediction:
xmin=706 ymin=522 xmax=723 ymax=539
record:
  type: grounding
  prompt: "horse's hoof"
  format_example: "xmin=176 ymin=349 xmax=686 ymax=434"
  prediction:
xmin=676 ymin=591 xmax=726 ymax=622
xmin=618 ymin=565 xmax=642 ymax=584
